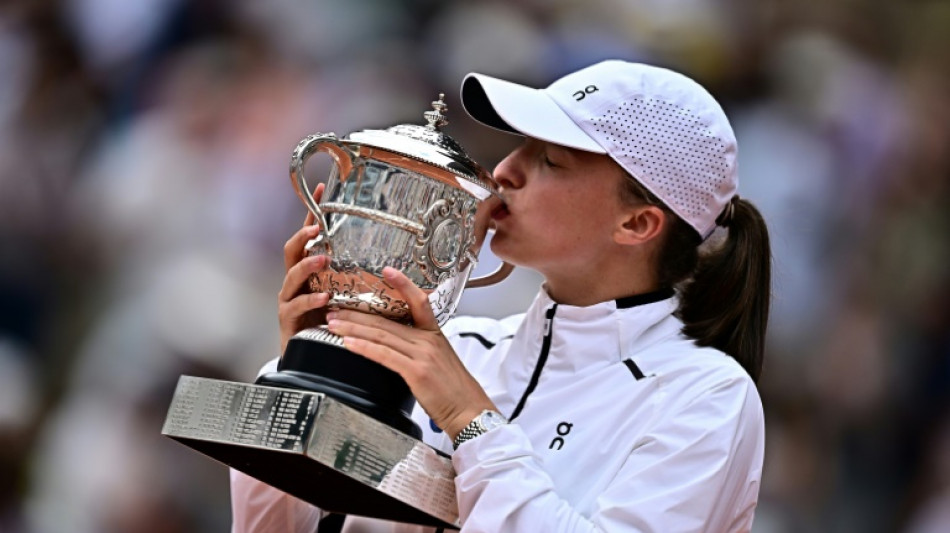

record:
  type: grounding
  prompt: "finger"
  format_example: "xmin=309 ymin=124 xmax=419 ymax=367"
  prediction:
xmin=284 ymin=224 xmax=323 ymax=271
xmin=327 ymin=314 xmax=415 ymax=354
xmin=278 ymin=255 xmax=328 ymax=302
xmin=382 ymin=267 xmax=439 ymax=330
xmin=280 ymin=292 xmax=331 ymax=321
xmin=326 ymin=308 xmax=403 ymax=331
xmin=341 ymin=336 xmax=412 ymax=377
xmin=288 ymin=183 xmax=327 ymax=269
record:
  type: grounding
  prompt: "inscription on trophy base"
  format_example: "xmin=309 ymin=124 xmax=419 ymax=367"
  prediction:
xmin=162 ymin=376 xmax=459 ymax=529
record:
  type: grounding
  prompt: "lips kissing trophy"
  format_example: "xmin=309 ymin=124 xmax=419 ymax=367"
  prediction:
xmin=162 ymin=95 xmax=512 ymax=529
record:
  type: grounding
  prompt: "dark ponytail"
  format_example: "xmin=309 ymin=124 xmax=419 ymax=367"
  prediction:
xmin=621 ymin=179 xmax=772 ymax=382
xmin=677 ymin=199 xmax=771 ymax=382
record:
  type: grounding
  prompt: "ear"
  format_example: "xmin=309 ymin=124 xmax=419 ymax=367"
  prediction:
xmin=614 ymin=205 xmax=666 ymax=246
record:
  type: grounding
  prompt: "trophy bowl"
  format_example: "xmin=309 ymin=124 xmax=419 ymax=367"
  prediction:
xmin=256 ymin=94 xmax=512 ymax=439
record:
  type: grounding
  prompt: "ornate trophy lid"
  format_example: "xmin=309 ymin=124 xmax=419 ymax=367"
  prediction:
xmin=345 ymin=94 xmax=494 ymax=196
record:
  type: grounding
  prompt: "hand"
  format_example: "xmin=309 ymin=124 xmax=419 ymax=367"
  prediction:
xmin=278 ymin=183 xmax=331 ymax=354
xmin=326 ymin=267 xmax=497 ymax=440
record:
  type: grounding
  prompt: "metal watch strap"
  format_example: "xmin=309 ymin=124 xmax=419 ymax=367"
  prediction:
xmin=452 ymin=409 xmax=505 ymax=449
xmin=453 ymin=419 xmax=483 ymax=450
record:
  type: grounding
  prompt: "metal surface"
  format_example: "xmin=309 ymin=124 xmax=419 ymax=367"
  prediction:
xmin=320 ymin=202 xmax=426 ymax=236
xmin=292 ymin=325 xmax=346 ymax=347
xmin=163 ymin=376 xmax=459 ymax=528
xmin=347 ymin=93 xmax=494 ymax=197
xmin=290 ymin=95 xmax=513 ymax=326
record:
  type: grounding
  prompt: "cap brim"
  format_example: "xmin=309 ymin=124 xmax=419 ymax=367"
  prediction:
xmin=460 ymin=73 xmax=606 ymax=154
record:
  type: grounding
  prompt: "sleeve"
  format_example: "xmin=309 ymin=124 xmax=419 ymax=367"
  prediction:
xmin=230 ymin=469 xmax=323 ymax=533
xmin=450 ymin=376 xmax=765 ymax=533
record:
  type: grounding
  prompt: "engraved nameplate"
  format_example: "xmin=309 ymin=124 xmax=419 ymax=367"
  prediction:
xmin=162 ymin=377 xmax=316 ymax=452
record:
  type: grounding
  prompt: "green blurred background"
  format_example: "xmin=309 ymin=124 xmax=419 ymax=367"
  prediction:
xmin=1 ymin=0 xmax=949 ymax=531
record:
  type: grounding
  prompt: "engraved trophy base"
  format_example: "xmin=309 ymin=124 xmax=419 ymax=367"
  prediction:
xmin=162 ymin=376 xmax=459 ymax=529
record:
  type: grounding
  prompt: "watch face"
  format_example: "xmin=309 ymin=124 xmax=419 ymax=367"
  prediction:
xmin=479 ymin=410 xmax=507 ymax=432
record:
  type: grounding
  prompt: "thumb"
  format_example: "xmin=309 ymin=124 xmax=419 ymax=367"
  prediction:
xmin=382 ymin=267 xmax=438 ymax=330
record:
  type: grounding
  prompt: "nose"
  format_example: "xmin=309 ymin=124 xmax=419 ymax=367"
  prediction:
xmin=492 ymin=144 xmax=527 ymax=191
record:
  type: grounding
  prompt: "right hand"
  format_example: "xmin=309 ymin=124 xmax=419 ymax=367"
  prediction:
xmin=278 ymin=183 xmax=331 ymax=354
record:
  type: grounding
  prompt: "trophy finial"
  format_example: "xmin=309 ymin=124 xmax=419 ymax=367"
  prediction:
xmin=424 ymin=93 xmax=449 ymax=130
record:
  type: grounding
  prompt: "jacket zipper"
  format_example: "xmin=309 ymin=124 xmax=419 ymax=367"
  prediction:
xmin=509 ymin=304 xmax=557 ymax=421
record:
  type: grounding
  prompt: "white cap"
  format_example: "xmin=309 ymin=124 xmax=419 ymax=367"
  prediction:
xmin=460 ymin=60 xmax=738 ymax=239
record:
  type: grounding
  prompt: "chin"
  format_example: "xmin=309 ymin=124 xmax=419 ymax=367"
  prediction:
xmin=488 ymin=237 xmax=515 ymax=263
xmin=488 ymin=238 xmax=533 ymax=270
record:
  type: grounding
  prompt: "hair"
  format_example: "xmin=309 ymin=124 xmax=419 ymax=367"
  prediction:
xmin=619 ymin=177 xmax=772 ymax=383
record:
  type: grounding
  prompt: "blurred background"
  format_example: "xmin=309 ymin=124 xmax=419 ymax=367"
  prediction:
xmin=1 ymin=0 xmax=948 ymax=531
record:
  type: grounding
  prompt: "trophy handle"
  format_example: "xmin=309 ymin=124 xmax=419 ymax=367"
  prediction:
xmin=290 ymin=133 xmax=354 ymax=250
xmin=465 ymin=261 xmax=515 ymax=288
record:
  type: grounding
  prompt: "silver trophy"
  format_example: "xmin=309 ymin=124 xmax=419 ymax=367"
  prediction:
xmin=162 ymin=95 xmax=511 ymax=528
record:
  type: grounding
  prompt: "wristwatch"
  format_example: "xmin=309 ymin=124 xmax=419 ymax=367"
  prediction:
xmin=453 ymin=409 xmax=508 ymax=449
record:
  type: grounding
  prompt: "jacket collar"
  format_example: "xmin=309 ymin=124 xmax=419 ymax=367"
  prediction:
xmin=521 ymin=286 xmax=683 ymax=374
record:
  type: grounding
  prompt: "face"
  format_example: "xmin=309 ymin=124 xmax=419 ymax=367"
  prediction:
xmin=487 ymin=138 xmax=631 ymax=278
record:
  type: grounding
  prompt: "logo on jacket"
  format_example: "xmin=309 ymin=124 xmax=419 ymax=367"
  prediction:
xmin=549 ymin=421 xmax=573 ymax=450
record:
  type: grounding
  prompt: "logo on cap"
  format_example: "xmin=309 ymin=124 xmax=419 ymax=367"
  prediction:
xmin=573 ymin=85 xmax=599 ymax=101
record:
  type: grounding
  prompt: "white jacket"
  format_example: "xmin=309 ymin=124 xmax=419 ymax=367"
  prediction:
xmin=231 ymin=288 xmax=765 ymax=532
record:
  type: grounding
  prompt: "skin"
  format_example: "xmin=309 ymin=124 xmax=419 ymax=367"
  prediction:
xmin=278 ymin=182 xmax=331 ymax=351
xmin=278 ymin=138 xmax=670 ymax=441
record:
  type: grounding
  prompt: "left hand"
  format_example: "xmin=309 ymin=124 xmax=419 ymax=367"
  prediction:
xmin=326 ymin=267 xmax=496 ymax=440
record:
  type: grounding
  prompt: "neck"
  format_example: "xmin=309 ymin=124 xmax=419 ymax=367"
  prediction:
xmin=541 ymin=257 xmax=660 ymax=307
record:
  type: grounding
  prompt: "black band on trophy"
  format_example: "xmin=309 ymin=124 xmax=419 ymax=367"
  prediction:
xmin=257 ymin=334 xmax=422 ymax=439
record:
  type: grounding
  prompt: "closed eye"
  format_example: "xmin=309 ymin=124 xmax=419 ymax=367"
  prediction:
xmin=542 ymin=153 xmax=561 ymax=168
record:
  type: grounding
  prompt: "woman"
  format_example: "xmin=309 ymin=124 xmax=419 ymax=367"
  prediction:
xmin=232 ymin=60 xmax=771 ymax=532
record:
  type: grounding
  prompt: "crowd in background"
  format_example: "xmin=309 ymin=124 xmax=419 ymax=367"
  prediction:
xmin=1 ymin=0 xmax=948 ymax=532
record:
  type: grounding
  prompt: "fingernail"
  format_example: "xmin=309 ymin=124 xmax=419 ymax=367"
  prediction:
xmin=382 ymin=267 xmax=397 ymax=280
xmin=326 ymin=311 xmax=338 ymax=321
xmin=327 ymin=319 xmax=339 ymax=330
